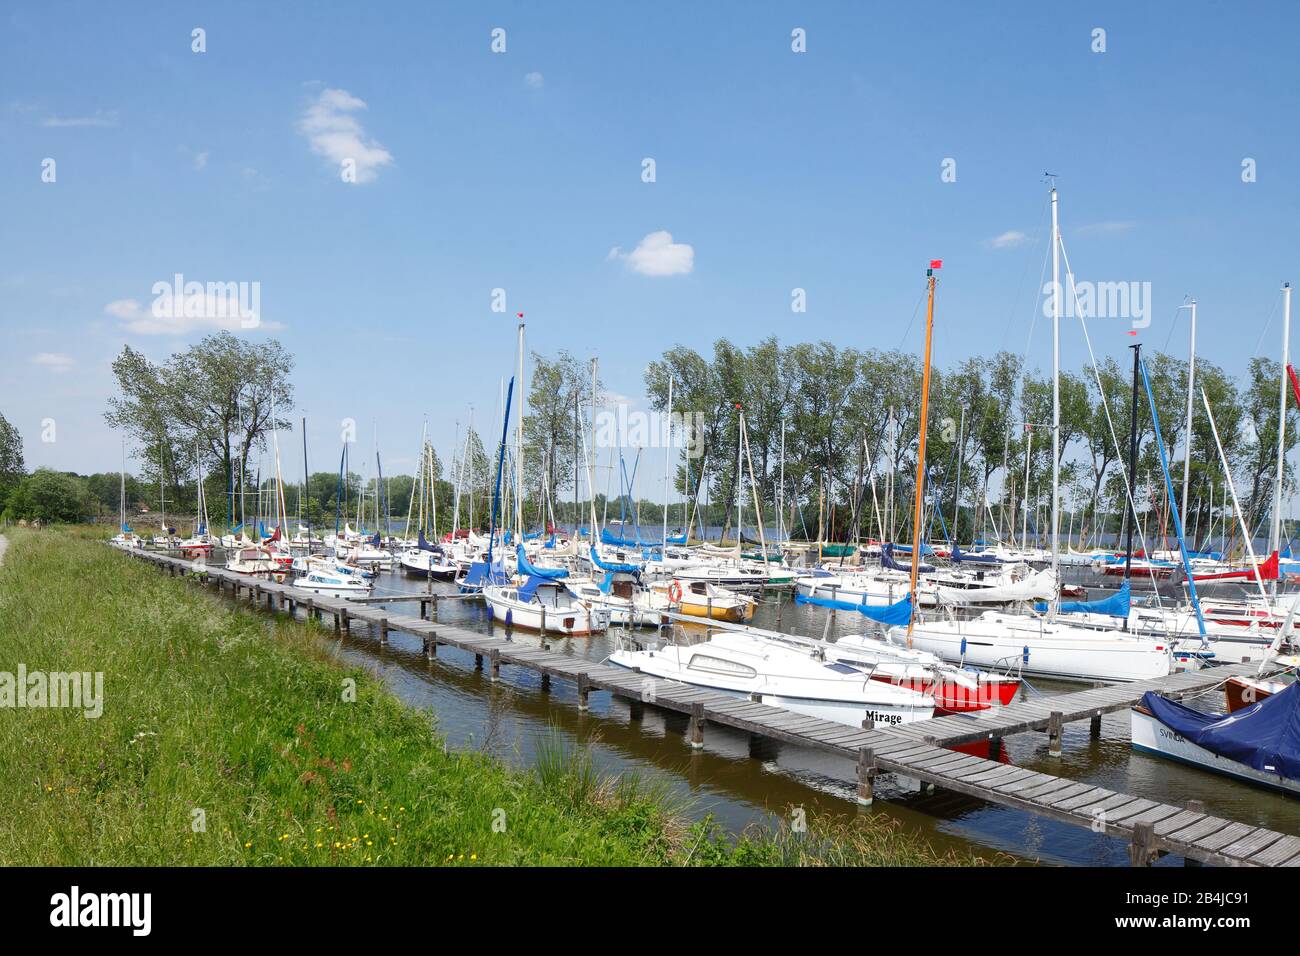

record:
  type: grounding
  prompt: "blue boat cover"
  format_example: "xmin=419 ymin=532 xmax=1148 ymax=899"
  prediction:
xmin=368 ymin=530 xmax=381 ymax=547
xmin=601 ymin=527 xmax=660 ymax=548
xmin=1140 ymin=682 xmax=1300 ymax=780
xmin=794 ymin=592 xmax=913 ymax=626
xmin=1035 ymin=580 xmax=1131 ymax=618
xmin=461 ymin=559 xmax=507 ymax=589
xmin=589 ymin=546 xmax=640 ymax=574
xmin=517 ymin=574 xmax=559 ymax=602
xmin=417 ymin=530 xmax=444 ymax=554
xmin=666 ymin=533 xmax=687 ymax=545
xmin=881 ymin=543 xmax=934 ymax=574
xmin=516 ymin=544 xmax=568 ymax=579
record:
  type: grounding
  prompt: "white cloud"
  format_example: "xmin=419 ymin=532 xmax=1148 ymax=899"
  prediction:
xmin=1076 ymin=220 xmax=1136 ymax=237
xmin=985 ymin=230 xmax=1027 ymax=249
xmin=524 ymin=72 xmax=544 ymax=90
xmin=611 ymin=230 xmax=695 ymax=277
xmin=41 ymin=110 xmax=118 ymax=128
xmin=296 ymin=88 xmax=393 ymax=184
xmin=30 ymin=352 xmax=75 ymax=373
xmin=105 ymin=289 xmax=281 ymax=336
xmin=193 ymin=150 xmax=209 ymax=171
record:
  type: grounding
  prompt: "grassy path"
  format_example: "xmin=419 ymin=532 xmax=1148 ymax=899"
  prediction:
xmin=0 ymin=528 xmax=988 ymax=867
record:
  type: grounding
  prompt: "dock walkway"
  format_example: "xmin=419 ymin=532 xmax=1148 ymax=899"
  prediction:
xmin=130 ymin=548 xmax=1299 ymax=867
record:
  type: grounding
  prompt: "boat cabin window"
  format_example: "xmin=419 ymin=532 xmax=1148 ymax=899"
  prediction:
xmin=824 ymin=662 xmax=861 ymax=675
xmin=689 ymin=582 xmax=708 ymax=595
xmin=687 ymin=654 xmax=756 ymax=678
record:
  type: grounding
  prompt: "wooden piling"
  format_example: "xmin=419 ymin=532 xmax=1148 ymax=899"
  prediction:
xmin=1089 ymin=712 xmax=1102 ymax=738
xmin=1047 ymin=710 xmax=1064 ymax=756
xmin=1129 ymin=821 xmax=1158 ymax=866
xmin=577 ymin=672 xmax=590 ymax=711
xmin=378 ymin=617 xmax=389 ymax=646
xmin=690 ymin=702 xmax=705 ymax=749
xmin=857 ymin=748 xmax=878 ymax=806
xmin=489 ymin=648 xmax=500 ymax=681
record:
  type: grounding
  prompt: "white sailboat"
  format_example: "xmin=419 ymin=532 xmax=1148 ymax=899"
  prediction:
xmin=901 ymin=191 xmax=1173 ymax=684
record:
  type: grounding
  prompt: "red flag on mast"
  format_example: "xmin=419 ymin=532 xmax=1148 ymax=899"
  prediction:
xmin=929 ymin=259 xmax=943 ymax=270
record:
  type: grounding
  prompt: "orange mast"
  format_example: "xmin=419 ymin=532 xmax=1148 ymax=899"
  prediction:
xmin=907 ymin=261 xmax=940 ymax=639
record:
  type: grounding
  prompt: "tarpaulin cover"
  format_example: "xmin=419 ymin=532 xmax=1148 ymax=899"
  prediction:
xmin=1035 ymin=580 xmax=1130 ymax=618
xmin=516 ymin=544 xmax=568 ymax=579
xmin=460 ymin=560 xmax=507 ymax=589
xmin=589 ymin=546 xmax=640 ymax=574
xmin=794 ymin=591 xmax=913 ymax=626
xmin=417 ymin=530 xmax=444 ymax=554
xmin=881 ymin=543 xmax=934 ymax=574
xmin=1140 ymin=681 xmax=1300 ymax=779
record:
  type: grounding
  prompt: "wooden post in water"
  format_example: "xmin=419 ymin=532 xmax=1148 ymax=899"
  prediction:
xmin=340 ymin=607 xmax=350 ymax=633
xmin=1047 ymin=711 xmax=1064 ymax=756
xmin=1089 ymin=711 xmax=1102 ymax=738
xmin=378 ymin=618 xmax=389 ymax=646
xmin=489 ymin=648 xmax=500 ymax=681
xmin=690 ymin=702 xmax=705 ymax=749
xmin=857 ymin=748 xmax=878 ymax=806
xmin=539 ymin=606 xmax=547 ymax=640
xmin=1129 ymin=822 xmax=1158 ymax=866
xmin=577 ymin=672 xmax=590 ymax=711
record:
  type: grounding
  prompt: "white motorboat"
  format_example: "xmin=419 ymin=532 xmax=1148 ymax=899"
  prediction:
xmin=483 ymin=576 xmax=610 ymax=635
xmin=610 ymin=630 xmax=935 ymax=728
xmin=292 ymin=568 xmax=373 ymax=598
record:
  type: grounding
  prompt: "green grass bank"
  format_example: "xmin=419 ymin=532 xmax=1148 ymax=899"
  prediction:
xmin=0 ymin=527 xmax=991 ymax=866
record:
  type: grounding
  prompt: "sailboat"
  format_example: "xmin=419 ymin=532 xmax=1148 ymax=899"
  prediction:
xmin=178 ymin=442 xmax=213 ymax=558
xmin=110 ymin=439 xmax=143 ymax=550
xmin=897 ymin=205 xmax=1173 ymax=683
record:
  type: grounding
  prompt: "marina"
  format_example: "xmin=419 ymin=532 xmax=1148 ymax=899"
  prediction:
xmin=129 ymin=545 xmax=1299 ymax=866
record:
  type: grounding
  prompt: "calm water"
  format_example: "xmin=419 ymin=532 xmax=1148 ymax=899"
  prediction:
xmin=273 ymin=559 xmax=1300 ymax=865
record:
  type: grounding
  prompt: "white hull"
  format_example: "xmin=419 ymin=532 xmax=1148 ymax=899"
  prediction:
xmin=1130 ymin=707 xmax=1300 ymax=795
xmin=610 ymin=633 xmax=934 ymax=728
xmin=900 ymin=612 xmax=1172 ymax=682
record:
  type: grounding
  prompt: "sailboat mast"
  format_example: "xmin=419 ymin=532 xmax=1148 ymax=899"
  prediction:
xmin=1049 ymin=184 xmax=1061 ymax=596
xmin=1125 ymin=344 xmax=1141 ymax=586
xmin=1181 ymin=298 xmax=1197 ymax=532
xmin=516 ymin=319 xmax=525 ymax=538
xmin=663 ymin=376 xmax=673 ymax=548
xmin=907 ymin=262 xmax=939 ymax=638
xmin=1270 ymin=282 xmax=1293 ymax=563
xmin=951 ymin=404 xmax=965 ymax=544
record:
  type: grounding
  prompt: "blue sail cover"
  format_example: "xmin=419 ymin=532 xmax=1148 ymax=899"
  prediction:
xmin=516 ymin=544 xmax=568 ymax=579
xmin=1140 ymin=682 xmax=1300 ymax=780
xmin=461 ymin=559 xmax=507 ymax=589
xmin=517 ymin=574 xmax=561 ymax=602
xmin=417 ymin=530 xmax=444 ymax=554
xmin=589 ymin=546 xmax=640 ymax=574
xmin=600 ymin=527 xmax=661 ymax=548
xmin=368 ymin=530 xmax=382 ymax=547
xmin=666 ymin=533 xmax=688 ymax=545
xmin=881 ymin=543 xmax=934 ymax=574
xmin=794 ymin=592 xmax=913 ymax=626
xmin=1036 ymin=580 xmax=1131 ymax=618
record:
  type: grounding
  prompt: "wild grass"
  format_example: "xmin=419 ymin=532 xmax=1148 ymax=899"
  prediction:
xmin=0 ymin=527 xmax=992 ymax=866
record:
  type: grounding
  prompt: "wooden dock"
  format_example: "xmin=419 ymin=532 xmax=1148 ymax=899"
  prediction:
xmin=130 ymin=548 xmax=1300 ymax=867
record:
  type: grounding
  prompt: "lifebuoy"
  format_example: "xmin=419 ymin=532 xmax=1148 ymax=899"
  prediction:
xmin=668 ymin=581 xmax=683 ymax=603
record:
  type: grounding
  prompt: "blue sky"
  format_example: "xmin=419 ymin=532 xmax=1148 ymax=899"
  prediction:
xmin=2 ymin=1 xmax=1298 ymax=496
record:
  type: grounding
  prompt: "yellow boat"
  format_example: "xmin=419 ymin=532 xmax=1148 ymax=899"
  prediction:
xmin=662 ymin=580 xmax=755 ymax=623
